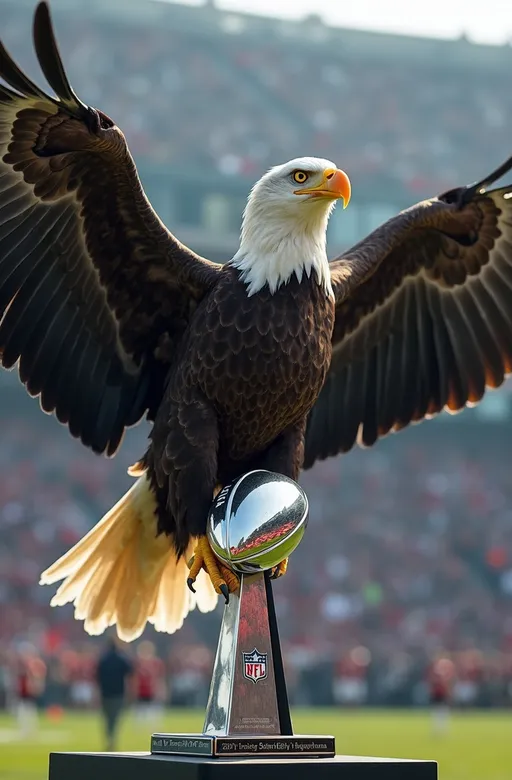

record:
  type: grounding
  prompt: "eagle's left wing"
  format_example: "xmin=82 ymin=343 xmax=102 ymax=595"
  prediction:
xmin=0 ymin=3 xmax=222 ymax=457
xmin=304 ymin=156 xmax=512 ymax=467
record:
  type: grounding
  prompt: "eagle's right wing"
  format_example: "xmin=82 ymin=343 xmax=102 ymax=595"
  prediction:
xmin=305 ymin=156 xmax=512 ymax=467
xmin=0 ymin=2 xmax=221 ymax=456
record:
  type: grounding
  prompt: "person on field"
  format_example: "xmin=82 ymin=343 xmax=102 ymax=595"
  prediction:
xmin=133 ymin=640 xmax=166 ymax=723
xmin=15 ymin=643 xmax=46 ymax=737
xmin=428 ymin=654 xmax=455 ymax=736
xmin=96 ymin=637 xmax=133 ymax=751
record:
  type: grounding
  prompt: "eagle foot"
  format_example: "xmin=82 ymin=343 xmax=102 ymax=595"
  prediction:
xmin=270 ymin=558 xmax=288 ymax=580
xmin=187 ymin=535 xmax=239 ymax=604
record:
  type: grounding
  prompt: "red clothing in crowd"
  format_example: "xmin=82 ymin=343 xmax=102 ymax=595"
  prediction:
xmin=335 ymin=655 xmax=369 ymax=681
xmin=428 ymin=658 xmax=455 ymax=703
xmin=134 ymin=657 xmax=165 ymax=701
xmin=17 ymin=656 xmax=46 ymax=700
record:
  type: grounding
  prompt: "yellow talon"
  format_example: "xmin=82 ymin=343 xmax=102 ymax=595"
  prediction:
xmin=271 ymin=558 xmax=288 ymax=580
xmin=187 ymin=535 xmax=239 ymax=603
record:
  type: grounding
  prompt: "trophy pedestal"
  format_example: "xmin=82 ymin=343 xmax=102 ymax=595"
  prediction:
xmin=48 ymin=751 xmax=438 ymax=779
xmin=151 ymin=732 xmax=335 ymax=758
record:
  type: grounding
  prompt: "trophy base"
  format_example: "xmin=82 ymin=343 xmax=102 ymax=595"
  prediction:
xmin=49 ymin=751 xmax=438 ymax=779
xmin=151 ymin=732 xmax=335 ymax=758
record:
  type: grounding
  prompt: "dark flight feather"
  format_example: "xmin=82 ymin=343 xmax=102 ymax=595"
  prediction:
xmin=32 ymin=1 xmax=86 ymax=110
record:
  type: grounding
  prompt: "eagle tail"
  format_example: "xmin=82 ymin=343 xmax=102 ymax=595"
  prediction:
xmin=39 ymin=474 xmax=218 ymax=642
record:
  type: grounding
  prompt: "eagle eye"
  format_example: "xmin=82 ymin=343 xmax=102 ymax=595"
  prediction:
xmin=292 ymin=170 xmax=308 ymax=184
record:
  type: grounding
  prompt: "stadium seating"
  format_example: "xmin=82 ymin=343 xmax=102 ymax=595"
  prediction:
xmin=1 ymin=0 xmax=512 ymax=708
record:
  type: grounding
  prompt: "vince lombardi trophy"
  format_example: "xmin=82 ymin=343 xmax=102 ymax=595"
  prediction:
xmin=151 ymin=469 xmax=335 ymax=758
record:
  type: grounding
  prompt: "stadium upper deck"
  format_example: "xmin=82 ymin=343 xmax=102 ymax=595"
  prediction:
xmin=2 ymin=0 xmax=511 ymax=205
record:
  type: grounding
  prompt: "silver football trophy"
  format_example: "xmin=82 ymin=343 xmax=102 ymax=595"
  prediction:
xmin=151 ymin=470 xmax=335 ymax=758
xmin=49 ymin=470 xmax=438 ymax=777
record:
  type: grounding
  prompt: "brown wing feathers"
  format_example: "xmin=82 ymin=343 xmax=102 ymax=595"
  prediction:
xmin=0 ymin=2 xmax=217 ymax=456
xmin=305 ymin=177 xmax=512 ymax=468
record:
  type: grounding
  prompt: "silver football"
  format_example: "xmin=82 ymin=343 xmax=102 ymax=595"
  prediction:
xmin=207 ymin=470 xmax=309 ymax=574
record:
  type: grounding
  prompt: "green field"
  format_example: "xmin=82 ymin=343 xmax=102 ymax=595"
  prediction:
xmin=0 ymin=709 xmax=510 ymax=780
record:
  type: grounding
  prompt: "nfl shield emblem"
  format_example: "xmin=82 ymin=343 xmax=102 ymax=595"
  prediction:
xmin=242 ymin=648 xmax=268 ymax=683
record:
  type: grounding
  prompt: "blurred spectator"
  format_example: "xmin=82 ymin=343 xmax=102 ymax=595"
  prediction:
xmin=333 ymin=646 xmax=371 ymax=706
xmin=96 ymin=638 xmax=133 ymax=751
xmin=68 ymin=645 xmax=97 ymax=710
xmin=428 ymin=654 xmax=455 ymax=736
xmin=13 ymin=642 xmax=46 ymax=737
xmin=133 ymin=640 xmax=166 ymax=724
xmin=168 ymin=642 xmax=214 ymax=707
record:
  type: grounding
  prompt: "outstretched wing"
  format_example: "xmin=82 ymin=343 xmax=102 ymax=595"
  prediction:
xmin=0 ymin=2 xmax=220 ymax=456
xmin=304 ymin=157 xmax=512 ymax=467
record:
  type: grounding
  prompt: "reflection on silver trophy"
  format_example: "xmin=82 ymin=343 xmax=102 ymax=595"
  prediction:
xmin=208 ymin=470 xmax=308 ymax=573
xmin=151 ymin=470 xmax=335 ymax=758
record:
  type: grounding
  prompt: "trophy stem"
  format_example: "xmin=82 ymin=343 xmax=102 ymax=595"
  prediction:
xmin=202 ymin=570 xmax=292 ymax=737
xmin=264 ymin=571 xmax=293 ymax=735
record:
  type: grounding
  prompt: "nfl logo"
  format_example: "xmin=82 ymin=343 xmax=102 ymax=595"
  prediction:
xmin=242 ymin=648 xmax=268 ymax=683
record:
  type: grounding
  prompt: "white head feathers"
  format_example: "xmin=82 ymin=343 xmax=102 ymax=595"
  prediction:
xmin=229 ymin=157 xmax=347 ymax=298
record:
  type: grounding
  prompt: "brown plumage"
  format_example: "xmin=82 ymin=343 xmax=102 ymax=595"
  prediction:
xmin=146 ymin=268 xmax=334 ymax=556
xmin=0 ymin=3 xmax=511 ymax=639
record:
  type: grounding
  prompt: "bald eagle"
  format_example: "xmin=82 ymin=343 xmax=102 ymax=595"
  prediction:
xmin=2 ymin=3 xmax=512 ymax=641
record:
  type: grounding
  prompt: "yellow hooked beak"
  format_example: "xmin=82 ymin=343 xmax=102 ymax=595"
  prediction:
xmin=294 ymin=168 xmax=351 ymax=209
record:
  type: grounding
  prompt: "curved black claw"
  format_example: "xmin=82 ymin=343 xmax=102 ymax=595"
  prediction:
xmin=187 ymin=577 xmax=196 ymax=594
xmin=220 ymin=583 xmax=230 ymax=605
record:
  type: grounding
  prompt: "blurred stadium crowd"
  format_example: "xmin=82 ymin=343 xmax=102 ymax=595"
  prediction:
xmin=2 ymin=0 xmax=511 ymax=200
xmin=1 ymin=401 xmax=512 ymax=709
xmin=1 ymin=0 xmax=512 ymax=712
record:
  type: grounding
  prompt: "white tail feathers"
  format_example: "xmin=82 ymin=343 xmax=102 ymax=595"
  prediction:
xmin=39 ymin=474 xmax=218 ymax=642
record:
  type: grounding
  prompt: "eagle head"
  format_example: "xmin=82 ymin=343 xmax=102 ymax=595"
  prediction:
xmin=230 ymin=157 xmax=351 ymax=297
